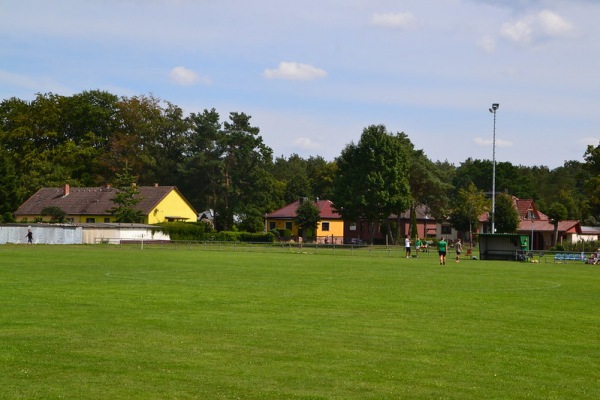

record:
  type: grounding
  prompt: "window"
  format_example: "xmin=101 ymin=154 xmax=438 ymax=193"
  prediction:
xmin=441 ymin=225 xmax=451 ymax=234
xmin=104 ymin=218 xmax=111 ymax=223
xmin=86 ymin=218 xmax=96 ymax=223
xmin=285 ymin=221 xmax=293 ymax=230
xmin=322 ymin=222 xmax=330 ymax=232
xmin=269 ymin=222 xmax=276 ymax=230
xmin=349 ymin=223 xmax=357 ymax=231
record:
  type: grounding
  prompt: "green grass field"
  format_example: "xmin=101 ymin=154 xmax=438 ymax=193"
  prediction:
xmin=1 ymin=245 xmax=599 ymax=399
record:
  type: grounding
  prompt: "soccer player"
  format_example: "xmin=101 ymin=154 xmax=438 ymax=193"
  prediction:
xmin=455 ymin=238 xmax=463 ymax=263
xmin=438 ymin=237 xmax=447 ymax=265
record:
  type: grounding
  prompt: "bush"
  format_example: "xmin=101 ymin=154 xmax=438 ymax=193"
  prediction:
xmin=551 ymin=244 xmax=565 ymax=252
xmin=156 ymin=222 xmax=275 ymax=243
xmin=212 ymin=231 xmax=275 ymax=243
xmin=156 ymin=221 xmax=214 ymax=241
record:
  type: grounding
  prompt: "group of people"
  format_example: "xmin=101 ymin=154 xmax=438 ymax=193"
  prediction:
xmin=404 ymin=235 xmax=463 ymax=265
xmin=405 ymin=236 xmax=429 ymax=258
xmin=586 ymin=247 xmax=600 ymax=265
xmin=436 ymin=237 xmax=462 ymax=265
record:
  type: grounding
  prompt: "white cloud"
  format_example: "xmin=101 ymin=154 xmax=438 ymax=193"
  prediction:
xmin=500 ymin=19 xmax=534 ymax=45
xmin=168 ymin=66 xmax=210 ymax=86
xmin=263 ymin=62 xmax=327 ymax=81
xmin=370 ymin=12 xmax=417 ymax=29
xmin=538 ymin=10 xmax=575 ymax=37
xmin=293 ymin=137 xmax=321 ymax=151
xmin=474 ymin=137 xmax=513 ymax=147
xmin=500 ymin=10 xmax=575 ymax=46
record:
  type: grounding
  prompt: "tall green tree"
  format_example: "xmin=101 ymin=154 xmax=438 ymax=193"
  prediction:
xmin=454 ymin=158 xmax=537 ymax=199
xmin=100 ymin=95 xmax=164 ymax=181
xmin=396 ymin=133 xmax=453 ymax=243
xmin=179 ymin=108 xmax=222 ymax=213
xmin=182 ymin=110 xmax=276 ymax=231
xmin=0 ymin=149 xmax=21 ymax=221
xmin=332 ymin=125 xmax=411 ymax=243
xmin=450 ymin=182 xmax=489 ymax=246
xmin=545 ymin=202 xmax=568 ymax=247
xmin=295 ymin=199 xmax=321 ymax=242
xmin=494 ymin=192 xmax=520 ymax=234
xmin=583 ymin=142 xmax=600 ymax=222
xmin=306 ymin=156 xmax=337 ymax=201
xmin=272 ymin=154 xmax=312 ymax=204
xmin=108 ymin=164 xmax=144 ymax=223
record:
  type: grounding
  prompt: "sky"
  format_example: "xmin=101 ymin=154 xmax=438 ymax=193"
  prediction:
xmin=1 ymin=0 xmax=599 ymax=169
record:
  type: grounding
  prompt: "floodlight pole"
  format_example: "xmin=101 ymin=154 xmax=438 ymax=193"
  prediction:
xmin=531 ymin=219 xmax=534 ymax=251
xmin=489 ymin=103 xmax=499 ymax=234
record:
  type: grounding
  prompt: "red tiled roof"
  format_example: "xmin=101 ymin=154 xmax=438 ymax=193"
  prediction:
xmin=515 ymin=198 xmax=533 ymax=218
xmin=266 ymin=199 xmax=341 ymax=219
xmin=478 ymin=196 xmax=581 ymax=235
xmin=518 ymin=219 xmax=580 ymax=233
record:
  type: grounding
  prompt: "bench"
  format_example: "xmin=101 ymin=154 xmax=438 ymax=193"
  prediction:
xmin=553 ymin=253 xmax=584 ymax=263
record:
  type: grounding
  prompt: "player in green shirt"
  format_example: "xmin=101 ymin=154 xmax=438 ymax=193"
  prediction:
xmin=437 ymin=237 xmax=447 ymax=265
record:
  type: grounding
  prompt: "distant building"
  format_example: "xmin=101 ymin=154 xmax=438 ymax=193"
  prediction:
xmin=478 ymin=197 xmax=582 ymax=250
xmin=265 ymin=199 xmax=344 ymax=244
xmin=344 ymin=205 xmax=458 ymax=245
xmin=15 ymin=183 xmax=197 ymax=224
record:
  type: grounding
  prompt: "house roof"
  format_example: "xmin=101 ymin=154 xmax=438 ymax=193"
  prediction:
xmin=515 ymin=198 xmax=533 ymax=218
xmin=15 ymin=185 xmax=194 ymax=216
xmin=475 ymin=196 xmax=582 ymax=235
xmin=581 ymin=226 xmax=600 ymax=235
xmin=518 ymin=218 xmax=581 ymax=233
xmin=266 ymin=199 xmax=341 ymax=219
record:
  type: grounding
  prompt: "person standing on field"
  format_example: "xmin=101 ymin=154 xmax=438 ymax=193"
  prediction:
xmin=405 ymin=235 xmax=411 ymax=258
xmin=455 ymin=238 xmax=463 ymax=263
xmin=438 ymin=237 xmax=447 ymax=265
xmin=26 ymin=229 xmax=33 ymax=245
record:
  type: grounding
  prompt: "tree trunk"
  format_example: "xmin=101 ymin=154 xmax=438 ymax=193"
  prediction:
xmin=386 ymin=219 xmax=395 ymax=245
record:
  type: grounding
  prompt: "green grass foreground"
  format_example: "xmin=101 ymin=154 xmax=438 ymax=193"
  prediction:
xmin=1 ymin=245 xmax=599 ymax=399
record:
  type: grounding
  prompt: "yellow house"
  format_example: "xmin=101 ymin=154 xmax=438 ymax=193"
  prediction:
xmin=265 ymin=199 xmax=344 ymax=244
xmin=15 ymin=184 xmax=197 ymax=224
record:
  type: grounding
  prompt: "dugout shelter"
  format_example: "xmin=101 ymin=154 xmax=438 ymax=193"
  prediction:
xmin=479 ymin=233 xmax=530 ymax=261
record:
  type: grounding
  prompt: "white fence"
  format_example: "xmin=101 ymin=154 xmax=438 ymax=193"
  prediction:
xmin=0 ymin=225 xmax=82 ymax=244
xmin=0 ymin=224 xmax=169 ymax=245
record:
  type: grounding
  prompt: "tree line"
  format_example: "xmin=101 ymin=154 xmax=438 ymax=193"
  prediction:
xmin=1 ymin=90 xmax=598 ymax=237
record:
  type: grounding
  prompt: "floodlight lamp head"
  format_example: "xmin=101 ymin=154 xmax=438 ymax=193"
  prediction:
xmin=491 ymin=103 xmax=499 ymax=111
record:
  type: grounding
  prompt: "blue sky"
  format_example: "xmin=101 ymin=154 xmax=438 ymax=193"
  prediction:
xmin=2 ymin=0 xmax=599 ymax=169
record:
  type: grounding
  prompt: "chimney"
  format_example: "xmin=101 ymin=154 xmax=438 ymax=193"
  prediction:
xmin=63 ymin=183 xmax=70 ymax=197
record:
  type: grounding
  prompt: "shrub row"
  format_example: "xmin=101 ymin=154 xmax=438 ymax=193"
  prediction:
xmin=156 ymin=222 xmax=275 ymax=243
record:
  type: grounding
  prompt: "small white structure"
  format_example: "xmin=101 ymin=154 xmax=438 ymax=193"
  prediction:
xmin=571 ymin=226 xmax=600 ymax=242
xmin=0 ymin=223 xmax=169 ymax=245
xmin=79 ymin=223 xmax=170 ymax=244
